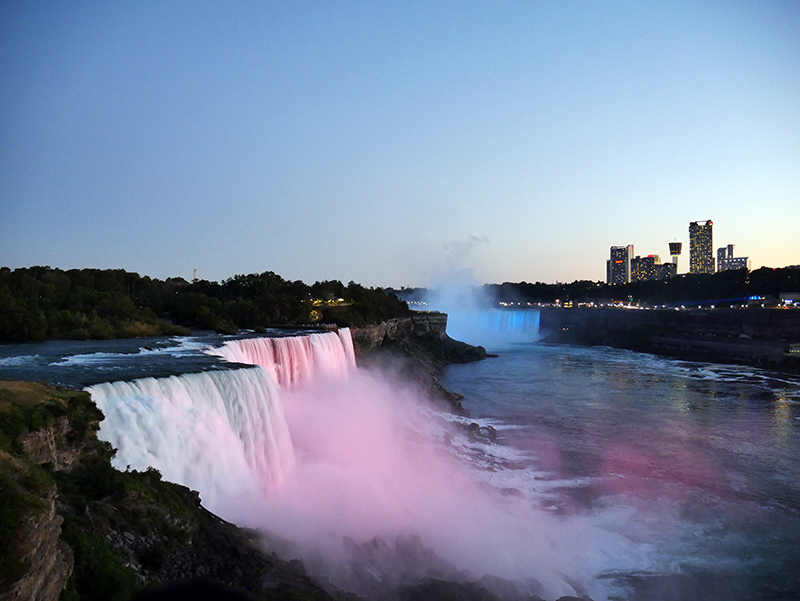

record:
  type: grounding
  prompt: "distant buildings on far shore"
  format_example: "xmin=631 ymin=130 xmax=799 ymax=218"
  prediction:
xmin=632 ymin=254 xmax=676 ymax=281
xmin=689 ymin=220 xmax=714 ymax=274
xmin=606 ymin=219 xmax=751 ymax=284
xmin=606 ymin=245 xmax=633 ymax=285
xmin=606 ymin=245 xmax=675 ymax=284
xmin=717 ymin=244 xmax=751 ymax=272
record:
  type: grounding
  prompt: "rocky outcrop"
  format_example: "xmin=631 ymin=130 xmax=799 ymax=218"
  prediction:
xmin=0 ymin=486 xmax=73 ymax=601
xmin=350 ymin=312 xmax=488 ymax=414
xmin=349 ymin=312 xmax=448 ymax=355
xmin=19 ymin=416 xmax=80 ymax=471
xmin=0 ymin=385 xmax=88 ymax=601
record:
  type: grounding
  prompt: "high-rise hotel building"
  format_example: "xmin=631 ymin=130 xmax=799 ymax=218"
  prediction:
xmin=606 ymin=245 xmax=633 ymax=284
xmin=689 ymin=220 xmax=714 ymax=274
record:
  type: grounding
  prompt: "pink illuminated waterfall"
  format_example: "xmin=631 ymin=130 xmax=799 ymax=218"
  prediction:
xmin=88 ymin=329 xmax=357 ymax=517
xmin=87 ymin=367 xmax=294 ymax=513
xmin=206 ymin=329 xmax=356 ymax=387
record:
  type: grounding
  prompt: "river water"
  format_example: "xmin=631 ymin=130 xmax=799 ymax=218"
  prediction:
xmin=441 ymin=321 xmax=800 ymax=601
xmin=1 ymin=318 xmax=799 ymax=600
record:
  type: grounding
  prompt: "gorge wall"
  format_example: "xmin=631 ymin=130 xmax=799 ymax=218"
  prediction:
xmin=349 ymin=311 xmax=487 ymax=414
xmin=540 ymin=307 xmax=800 ymax=372
xmin=348 ymin=311 xmax=449 ymax=355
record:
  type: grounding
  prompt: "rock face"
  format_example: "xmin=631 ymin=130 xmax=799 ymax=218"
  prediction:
xmin=0 ymin=487 xmax=73 ymax=601
xmin=349 ymin=311 xmax=449 ymax=355
xmin=0 ymin=386 xmax=85 ymax=601
xmin=19 ymin=416 xmax=80 ymax=471
xmin=539 ymin=307 xmax=800 ymax=373
xmin=350 ymin=312 xmax=488 ymax=414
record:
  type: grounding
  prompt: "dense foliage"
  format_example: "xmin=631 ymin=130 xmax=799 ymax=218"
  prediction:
xmin=397 ymin=267 xmax=800 ymax=308
xmin=0 ymin=266 xmax=411 ymax=341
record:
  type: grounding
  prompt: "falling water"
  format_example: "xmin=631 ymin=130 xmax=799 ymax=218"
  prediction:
xmin=444 ymin=308 xmax=540 ymax=349
xmin=86 ymin=329 xmax=358 ymax=523
xmin=204 ymin=329 xmax=356 ymax=387
xmin=86 ymin=367 xmax=295 ymax=513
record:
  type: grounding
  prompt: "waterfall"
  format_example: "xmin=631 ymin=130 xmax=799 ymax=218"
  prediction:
xmin=205 ymin=328 xmax=356 ymax=387
xmin=444 ymin=309 xmax=540 ymax=349
xmin=87 ymin=329 xmax=356 ymax=516
xmin=86 ymin=367 xmax=294 ymax=514
xmin=478 ymin=308 xmax=540 ymax=334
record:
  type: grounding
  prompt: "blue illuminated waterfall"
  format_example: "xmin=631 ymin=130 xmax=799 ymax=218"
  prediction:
xmin=444 ymin=309 xmax=540 ymax=349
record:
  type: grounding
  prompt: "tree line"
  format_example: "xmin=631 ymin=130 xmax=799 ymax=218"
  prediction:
xmin=396 ymin=266 xmax=800 ymax=308
xmin=0 ymin=266 xmax=410 ymax=341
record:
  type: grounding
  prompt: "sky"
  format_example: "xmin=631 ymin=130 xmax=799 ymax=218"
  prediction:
xmin=1 ymin=1 xmax=798 ymax=288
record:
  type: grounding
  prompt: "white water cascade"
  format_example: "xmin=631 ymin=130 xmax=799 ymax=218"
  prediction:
xmin=87 ymin=329 xmax=356 ymax=519
xmin=87 ymin=366 xmax=295 ymax=516
xmin=205 ymin=329 xmax=356 ymax=387
xmin=84 ymin=327 xmax=642 ymax=599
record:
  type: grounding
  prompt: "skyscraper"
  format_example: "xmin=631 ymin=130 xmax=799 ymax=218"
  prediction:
xmin=607 ymin=245 xmax=633 ymax=284
xmin=717 ymin=244 xmax=733 ymax=272
xmin=689 ymin=220 xmax=714 ymax=274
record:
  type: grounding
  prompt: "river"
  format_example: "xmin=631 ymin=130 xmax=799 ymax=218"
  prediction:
xmin=441 ymin=309 xmax=800 ymax=601
xmin=1 ymin=317 xmax=799 ymax=600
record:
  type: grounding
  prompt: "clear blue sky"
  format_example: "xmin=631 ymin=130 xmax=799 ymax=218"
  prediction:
xmin=2 ymin=1 xmax=798 ymax=287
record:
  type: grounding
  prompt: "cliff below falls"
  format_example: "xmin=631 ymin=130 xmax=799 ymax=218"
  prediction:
xmin=0 ymin=318 xmax=498 ymax=601
xmin=350 ymin=312 xmax=489 ymax=414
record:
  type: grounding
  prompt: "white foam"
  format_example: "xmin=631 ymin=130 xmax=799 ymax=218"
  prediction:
xmin=0 ymin=354 xmax=37 ymax=366
xmin=49 ymin=351 xmax=124 ymax=366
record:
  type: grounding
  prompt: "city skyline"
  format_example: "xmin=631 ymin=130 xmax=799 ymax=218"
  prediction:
xmin=2 ymin=2 xmax=799 ymax=288
xmin=605 ymin=218 xmax=764 ymax=285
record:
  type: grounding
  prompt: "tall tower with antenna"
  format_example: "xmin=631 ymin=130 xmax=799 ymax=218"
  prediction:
xmin=193 ymin=267 xmax=198 ymax=283
xmin=669 ymin=241 xmax=682 ymax=270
